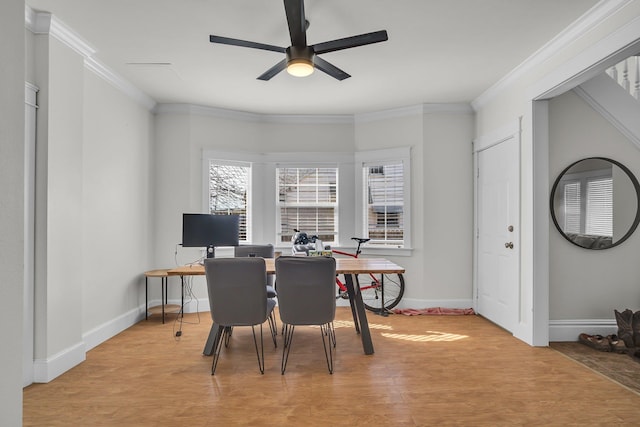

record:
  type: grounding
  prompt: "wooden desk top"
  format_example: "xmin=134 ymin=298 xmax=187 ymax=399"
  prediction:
xmin=166 ymin=257 xmax=405 ymax=276
xmin=144 ymin=269 xmax=171 ymax=277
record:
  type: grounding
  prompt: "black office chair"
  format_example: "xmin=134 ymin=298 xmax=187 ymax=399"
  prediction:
xmin=234 ymin=244 xmax=278 ymax=336
xmin=204 ymin=257 xmax=277 ymax=375
xmin=275 ymin=256 xmax=337 ymax=374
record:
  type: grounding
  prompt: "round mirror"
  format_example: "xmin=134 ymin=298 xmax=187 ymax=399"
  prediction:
xmin=550 ymin=157 xmax=640 ymax=249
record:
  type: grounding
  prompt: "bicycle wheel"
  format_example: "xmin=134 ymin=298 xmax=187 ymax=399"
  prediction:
xmin=355 ymin=273 xmax=405 ymax=313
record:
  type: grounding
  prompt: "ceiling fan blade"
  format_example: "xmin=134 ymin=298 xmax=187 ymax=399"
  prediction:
xmin=313 ymin=56 xmax=350 ymax=81
xmin=311 ymin=30 xmax=388 ymax=55
xmin=283 ymin=0 xmax=307 ymax=47
xmin=257 ymin=59 xmax=288 ymax=81
xmin=209 ymin=35 xmax=285 ymax=53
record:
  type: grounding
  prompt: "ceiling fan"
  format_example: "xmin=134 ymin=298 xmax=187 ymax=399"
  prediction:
xmin=209 ymin=0 xmax=388 ymax=81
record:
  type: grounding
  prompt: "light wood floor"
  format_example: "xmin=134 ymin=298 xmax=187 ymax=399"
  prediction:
xmin=24 ymin=308 xmax=640 ymax=426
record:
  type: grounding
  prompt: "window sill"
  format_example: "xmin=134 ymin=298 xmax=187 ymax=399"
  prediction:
xmin=274 ymin=245 xmax=413 ymax=258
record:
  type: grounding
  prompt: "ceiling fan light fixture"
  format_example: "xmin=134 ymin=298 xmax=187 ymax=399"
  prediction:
xmin=287 ymin=58 xmax=314 ymax=77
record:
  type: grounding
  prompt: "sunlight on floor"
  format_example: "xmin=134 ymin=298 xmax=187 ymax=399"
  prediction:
xmin=381 ymin=330 xmax=469 ymax=342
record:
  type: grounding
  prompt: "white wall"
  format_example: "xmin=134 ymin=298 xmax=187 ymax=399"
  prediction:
xmin=0 ymin=0 xmax=25 ymax=424
xmin=473 ymin=0 xmax=640 ymax=344
xmin=354 ymin=106 xmax=475 ymax=307
xmin=153 ymin=104 xmax=475 ymax=310
xmin=81 ymin=70 xmax=154 ymax=334
xmin=28 ymin=20 xmax=156 ymax=382
xmin=153 ymin=108 xmax=358 ymax=305
xmin=34 ymin=33 xmax=85 ymax=372
xmin=548 ymin=89 xmax=640 ymax=319
xmin=422 ymin=110 xmax=475 ymax=302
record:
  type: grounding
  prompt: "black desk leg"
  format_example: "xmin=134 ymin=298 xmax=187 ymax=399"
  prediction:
xmin=161 ymin=277 xmax=166 ymax=324
xmin=344 ymin=273 xmax=374 ymax=355
xmin=145 ymin=277 xmax=148 ymax=320
xmin=345 ymin=276 xmax=360 ymax=334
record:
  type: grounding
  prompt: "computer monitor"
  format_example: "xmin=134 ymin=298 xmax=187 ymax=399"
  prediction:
xmin=182 ymin=213 xmax=240 ymax=258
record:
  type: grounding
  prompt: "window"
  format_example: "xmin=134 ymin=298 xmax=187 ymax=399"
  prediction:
xmin=277 ymin=166 xmax=338 ymax=244
xmin=208 ymin=160 xmax=251 ymax=242
xmin=365 ymin=163 xmax=404 ymax=243
xmin=559 ymin=169 xmax=613 ymax=237
xmin=563 ymin=181 xmax=581 ymax=234
xmin=586 ymin=177 xmax=613 ymax=236
xmin=356 ymin=147 xmax=411 ymax=248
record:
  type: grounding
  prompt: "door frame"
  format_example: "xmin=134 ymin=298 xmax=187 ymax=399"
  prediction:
xmin=23 ymin=82 xmax=37 ymax=387
xmin=527 ymin=18 xmax=640 ymax=346
xmin=473 ymin=119 xmax=521 ymax=332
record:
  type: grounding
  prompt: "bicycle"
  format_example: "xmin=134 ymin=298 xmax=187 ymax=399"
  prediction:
xmin=332 ymin=237 xmax=405 ymax=315
xmin=290 ymin=231 xmax=405 ymax=314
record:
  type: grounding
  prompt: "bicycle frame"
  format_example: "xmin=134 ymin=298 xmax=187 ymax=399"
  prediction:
xmin=332 ymin=241 xmax=380 ymax=294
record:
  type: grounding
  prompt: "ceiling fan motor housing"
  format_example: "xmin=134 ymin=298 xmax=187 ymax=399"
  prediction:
xmin=286 ymin=46 xmax=315 ymax=76
xmin=286 ymin=46 xmax=315 ymax=66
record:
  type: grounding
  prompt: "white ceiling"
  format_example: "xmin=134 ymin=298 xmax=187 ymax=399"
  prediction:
xmin=26 ymin=0 xmax=600 ymax=115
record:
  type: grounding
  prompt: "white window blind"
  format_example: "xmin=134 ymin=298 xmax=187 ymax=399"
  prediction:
xmin=209 ymin=161 xmax=251 ymax=242
xmin=559 ymin=171 xmax=612 ymax=237
xmin=363 ymin=162 xmax=404 ymax=244
xmin=586 ymin=177 xmax=613 ymax=236
xmin=277 ymin=166 xmax=338 ymax=244
xmin=563 ymin=181 xmax=581 ymax=234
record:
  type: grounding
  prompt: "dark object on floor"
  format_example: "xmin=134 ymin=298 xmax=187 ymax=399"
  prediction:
xmin=608 ymin=334 xmax=628 ymax=354
xmin=614 ymin=309 xmax=634 ymax=348
xmin=578 ymin=333 xmax=611 ymax=352
xmin=613 ymin=308 xmax=640 ymax=362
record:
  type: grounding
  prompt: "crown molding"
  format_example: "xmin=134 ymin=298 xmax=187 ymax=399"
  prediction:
xmin=355 ymin=103 xmax=472 ymax=123
xmin=84 ymin=58 xmax=156 ymax=111
xmin=471 ymin=0 xmax=634 ymax=111
xmin=25 ymin=6 xmax=156 ymax=111
xmin=25 ymin=6 xmax=96 ymax=58
xmin=422 ymin=103 xmax=474 ymax=114
xmin=154 ymin=103 xmax=353 ymax=124
xmin=355 ymin=104 xmax=423 ymax=123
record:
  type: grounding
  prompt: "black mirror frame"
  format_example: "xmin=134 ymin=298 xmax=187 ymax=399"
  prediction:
xmin=550 ymin=157 xmax=640 ymax=250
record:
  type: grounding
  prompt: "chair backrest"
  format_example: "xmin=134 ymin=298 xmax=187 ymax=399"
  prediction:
xmin=234 ymin=244 xmax=275 ymax=287
xmin=204 ymin=257 xmax=268 ymax=327
xmin=275 ymin=256 xmax=336 ymax=325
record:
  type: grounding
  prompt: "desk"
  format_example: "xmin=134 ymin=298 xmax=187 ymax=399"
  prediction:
xmin=167 ymin=257 xmax=405 ymax=356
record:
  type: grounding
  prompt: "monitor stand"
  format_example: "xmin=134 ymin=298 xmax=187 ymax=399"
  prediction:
xmin=206 ymin=245 xmax=216 ymax=258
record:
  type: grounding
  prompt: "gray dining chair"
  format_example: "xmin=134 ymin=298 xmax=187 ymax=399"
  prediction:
xmin=234 ymin=244 xmax=278 ymax=336
xmin=204 ymin=257 xmax=277 ymax=375
xmin=275 ymin=256 xmax=337 ymax=374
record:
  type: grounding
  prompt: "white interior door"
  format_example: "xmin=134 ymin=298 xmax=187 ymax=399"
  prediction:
xmin=476 ymin=136 xmax=520 ymax=332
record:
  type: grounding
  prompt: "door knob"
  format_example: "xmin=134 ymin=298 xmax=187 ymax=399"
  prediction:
xmin=505 ymin=242 xmax=514 ymax=249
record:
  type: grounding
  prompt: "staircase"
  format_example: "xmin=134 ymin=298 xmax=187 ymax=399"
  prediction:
xmin=574 ymin=54 xmax=640 ymax=149
xmin=606 ymin=55 xmax=640 ymax=100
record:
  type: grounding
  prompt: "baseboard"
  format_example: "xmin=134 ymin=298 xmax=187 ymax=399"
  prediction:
xmin=33 ymin=341 xmax=86 ymax=383
xmin=549 ymin=318 xmax=617 ymax=342
xmin=83 ymin=306 xmax=146 ymax=352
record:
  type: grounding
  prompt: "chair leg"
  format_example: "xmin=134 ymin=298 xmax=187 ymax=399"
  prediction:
xmin=270 ymin=310 xmax=278 ymax=336
xmin=330 ymin=321 xmax=336 ymax=348
xmin=211 ymin=326 xmax=228 ymax=375
xmin=320 ymin=323 xmax=335 ymax=374
xmin=267 ymin=312 xmax=278 ymax=348
xmin=281 ymin=324 xmax=296 ymax=374
xmin=224 ymin=326 xmax=233 ymax=347
xmin=251 ymin=324 xmax=265 ymax=374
